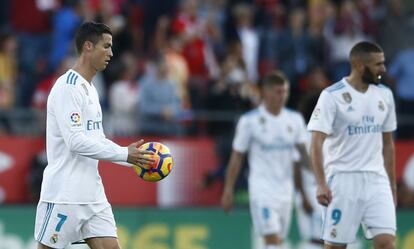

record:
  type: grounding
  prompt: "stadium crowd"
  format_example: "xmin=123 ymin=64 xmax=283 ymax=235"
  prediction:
xmin=0 ymin=0 xmax=413 ymax=138
xmin=1 ymin=0 xmax=414 ymax=209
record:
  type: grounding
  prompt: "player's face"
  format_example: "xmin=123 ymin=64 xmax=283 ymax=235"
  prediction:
xmin=263 ymin=83 xmax=289 ymax=109
xmin=361 ymin=52 xmax=386 ymax=85
xmin=91 ymin=33 xmax=113 ymax=71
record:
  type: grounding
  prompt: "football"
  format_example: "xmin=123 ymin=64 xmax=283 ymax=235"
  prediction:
xmin=133 ymin=142 xmax=174 ymax=182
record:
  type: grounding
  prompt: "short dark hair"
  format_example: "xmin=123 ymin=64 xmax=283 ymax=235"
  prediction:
xmin=75 ymin=22 xmax=112 ymax=54
xmin=261 ymin=71 xmax=289 ymax=88
xmin=349 ymin=41 xmax=383 ymax=61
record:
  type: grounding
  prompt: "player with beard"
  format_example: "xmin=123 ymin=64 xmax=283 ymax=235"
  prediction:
xmin=307 ymin=41 xmax=397 ymax=249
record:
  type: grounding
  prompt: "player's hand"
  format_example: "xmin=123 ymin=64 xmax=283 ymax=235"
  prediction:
xmin=127 ymin=140 xmax=155 ymax=169
xmin=221 ymin=189 xmax=234 ymax=214
xmin=316 ymin=184 xmax=332 ymax=206
xmin=302 ymin=196 xmax=313 ymax=214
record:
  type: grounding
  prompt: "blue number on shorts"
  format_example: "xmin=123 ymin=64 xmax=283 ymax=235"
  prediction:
xmin=331 ymin=209 xmax=342 ymax=225
xmin=55 ymin=213 xmax=68 ymax=232
xmin=262 ymin=207 xmax=270 ymax=220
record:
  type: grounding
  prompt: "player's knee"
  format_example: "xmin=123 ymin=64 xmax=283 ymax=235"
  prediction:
xmin=374 ymin=238 xmax=395 ymax=249
xmin=264 ymin=234 xmax=283 ymax=245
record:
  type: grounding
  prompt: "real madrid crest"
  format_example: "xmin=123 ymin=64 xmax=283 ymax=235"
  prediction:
xmin=330 ymin=228 xmax=337 ymax=238
xmin=342 ymin=92 xmax=352 ymax=103
xmin=378 ymin=101 xmax=385 ymax=111
xmin=50 ymin=233 xmax=59 ymax=244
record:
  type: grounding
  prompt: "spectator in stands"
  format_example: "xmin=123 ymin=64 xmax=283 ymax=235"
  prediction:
xmin=108 ymin=53 xmax=139 ymax=136
xmin=387 ymin=47 xmax=414 ymax=139
xmin=324 ymin=0 xmax=369 ymax=81
xmin=0 ymin=31 xmax=17 ymax=133
xmin=48 ymin=0 xmax=83 ymax=73
xmin=137 ymin=55 xmax=183 ymax=136
xmin=377 ymin=0 xmax=414 ymax=62
xmin=202 ymin=41 xmax=258 ymax=189
xmin=231 ymin=3 xmax=260 ymax=83
xmin=171 ymin=0 xmax=219 ymax=109
xmin=10 ymin=0 xmax=51 ymax=107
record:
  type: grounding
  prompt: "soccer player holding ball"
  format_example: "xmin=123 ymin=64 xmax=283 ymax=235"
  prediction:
xmin=34 ymin=22 xmax=154 ymax=249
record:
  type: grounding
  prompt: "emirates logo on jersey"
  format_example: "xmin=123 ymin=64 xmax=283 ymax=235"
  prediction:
xmin=342 ymin=92 xmax=352 ymax=103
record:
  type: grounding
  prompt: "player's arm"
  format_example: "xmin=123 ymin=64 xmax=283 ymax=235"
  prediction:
xmin=310 ymin=131 xmax=332 ymax=206
xmin=294 ymin=161 xmax=313 ymax=214
xmin=383 ymin=132 xmax=397 ymax=205
xmin=222 ymin=150 xmax=245 ymax=214
xmin=54 ymin=84 xmax=153 ymax=166
xmin=295 ymin=143 xmax=311 ymax=170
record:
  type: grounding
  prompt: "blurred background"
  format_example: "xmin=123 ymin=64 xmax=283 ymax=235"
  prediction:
xmin=0 ymin=0 xmax=414 ymax=248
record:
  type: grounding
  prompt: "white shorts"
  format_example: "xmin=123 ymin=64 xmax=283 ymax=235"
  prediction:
xmin=322 ymin=172 xmax=396 ymax=245
xmin=34 ymin=201 xmax=117 ymax=248
xmin=250 ymin=200 xmax=293 ymax=238
xmin=295 ymin=186 xmax=323 ymax=240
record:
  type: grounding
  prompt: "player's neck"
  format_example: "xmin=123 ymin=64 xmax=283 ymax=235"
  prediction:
xmin=265 ymin=104 xmax=282 ymax=116
xmin=346 ymin=74 xmax=369 ymax=93
xmin=72 ymin=58 xmax=97 ymax=84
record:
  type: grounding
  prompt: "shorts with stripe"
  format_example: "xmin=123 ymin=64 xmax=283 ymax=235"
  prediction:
xmin=322 ymin=172 xmax=396 ymax=244
xmin=34 ymin=201 xmax=117 ymax=248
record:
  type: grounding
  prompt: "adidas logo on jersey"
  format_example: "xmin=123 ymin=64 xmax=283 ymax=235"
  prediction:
xmin=347 ymin=106 xmax=355 ymax=112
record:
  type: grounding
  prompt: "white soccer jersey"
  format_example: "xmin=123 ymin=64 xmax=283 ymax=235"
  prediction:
xmin=40 ymin=69 xmax=129 ymax=204
xmin=233 ymin=105 xmax=308 ymax=203
xmin=307 ymin=78 xmax=397 ymax=178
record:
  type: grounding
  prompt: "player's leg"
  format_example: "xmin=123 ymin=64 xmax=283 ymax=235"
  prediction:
xmin=82 ymin=203 xmax=119 ymax=249
xmin=324 ymin=243 xmax=346 ymax=249
xmin=362 ymin=174 xmax=396 ymax=249
xmin=372 ymin=234 xmax=395 ymax=249
xmin=321 ymin=173 xmax=363 ymax=246
xmin=85 ymin=237 xmax=121 ymax=249
xmin=263 ymin=234 xmax=283 ymax=249
xmin=250 ymin=200 xmax=292 ymax=249
xmin=34 ymin=202 xmax=80 ymax=248
xmin=37 ymin=243 xmax=53 ymax=249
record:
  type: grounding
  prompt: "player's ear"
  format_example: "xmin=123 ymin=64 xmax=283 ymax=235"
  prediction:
xmin=83 ymin=41 xmax=94 ymax=52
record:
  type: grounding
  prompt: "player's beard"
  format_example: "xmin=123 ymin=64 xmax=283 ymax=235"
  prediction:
xmin=362 ymin=66 xmax=381 ymax=85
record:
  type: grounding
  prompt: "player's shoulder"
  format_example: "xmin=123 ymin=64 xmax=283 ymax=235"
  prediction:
xmin=284 ymin=108 xmax=303 ymax=119
xmin=243 ymin=108 xmax=260 ymax=118
xmin=324 ymin=80 xmax=346 ymax=94
xmin=54 ymin=70 xmax=82 ymax=88
xmin=371 ymin=83 xmax=393 ymax=95
xmin=284 ymin=108 xmax=306 ymax=124
xmin=238 ymin=108 xmax=260 ymax=124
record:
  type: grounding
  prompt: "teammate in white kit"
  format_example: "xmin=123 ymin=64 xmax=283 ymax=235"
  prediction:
xmin=34 ymin=22 xmax=154 ymax=249
xmin=221 ymin=71 xmax=310 ymax=249
xmin=308 ymin=41 xmax=397 ymax=249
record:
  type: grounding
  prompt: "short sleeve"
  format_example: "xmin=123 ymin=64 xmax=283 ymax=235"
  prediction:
xmin=232 ymin=115 xmax=252 ymax=153
xmin=293 ymin=112 xmax=308 ymax=145
xmin=382 ymin=89 xmax=397 ymax=132
xmin=307 ymin=90 xmax=336 ymax=135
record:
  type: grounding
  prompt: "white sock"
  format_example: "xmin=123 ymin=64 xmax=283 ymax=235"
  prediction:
xmin=265 ymin=245 xmax=282 ymax=249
